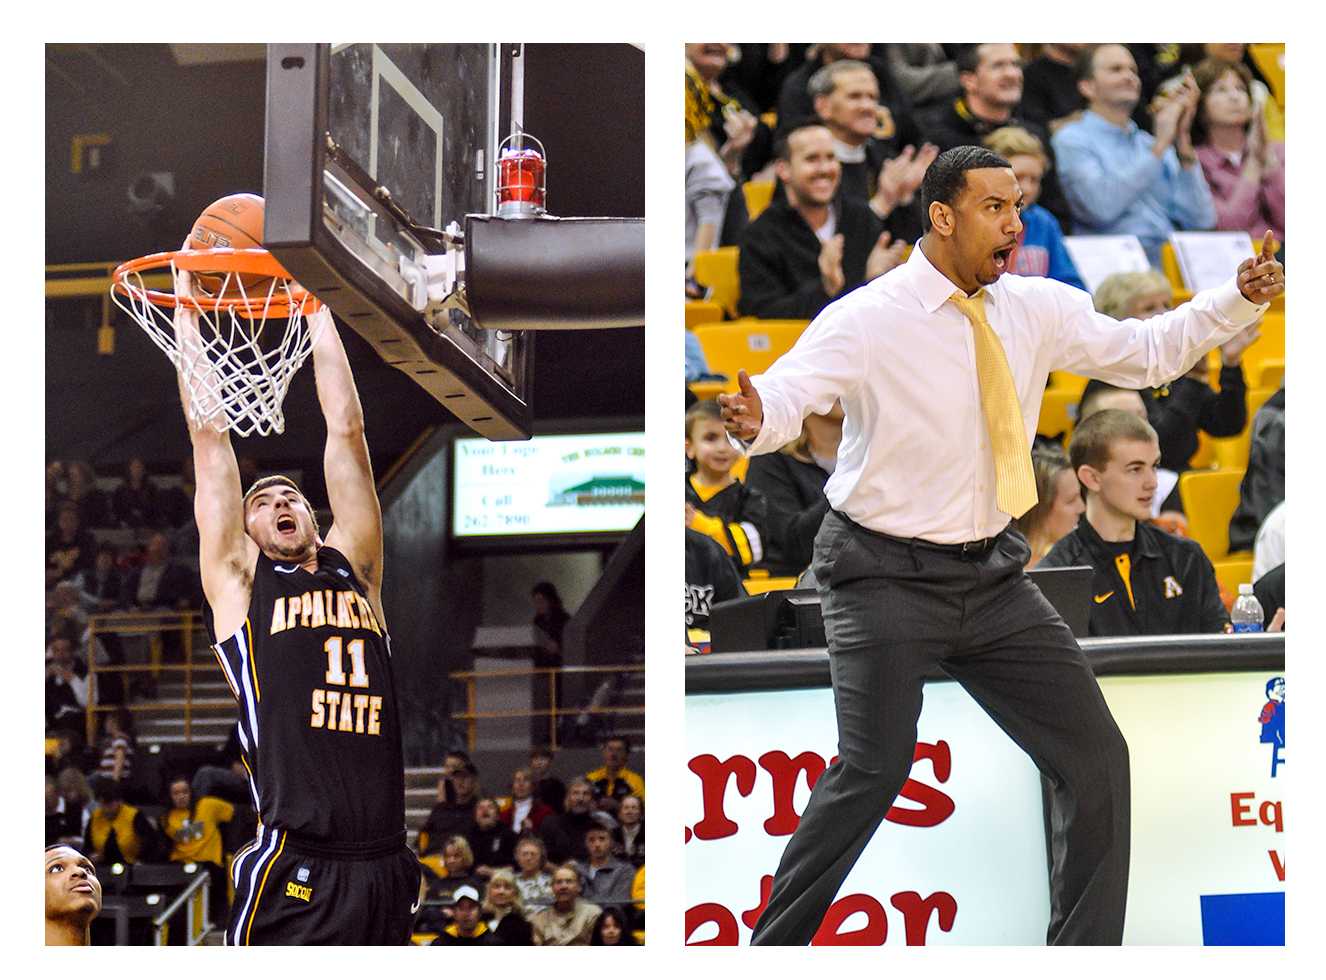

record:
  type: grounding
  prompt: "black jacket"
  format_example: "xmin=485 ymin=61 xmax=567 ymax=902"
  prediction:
xmin=835 ymin=138 xmax=925 ymax=245
xmin=686 ymin=477 xmax=769 ymax=573
xmin=685 ymin=529 xmax=747 ymax=633
xmin=1229 ymin=388 xmax=1285 ymax=553
xmin=737 ymin=196 xmax=883 ymax=320
xmin=744 ymin=452 xmax=831 ymax=576
xmin=776 ymin=53 xmax=918 ymax=146
xmin=1040 ymin=517 xmax=1229 ymax=636
xmin=1146 ymin=367 xmax=1247 ymax=472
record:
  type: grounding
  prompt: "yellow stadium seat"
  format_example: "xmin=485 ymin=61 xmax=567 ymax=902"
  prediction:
xmin=691 ymin=318 xmax=811 ymax=392
xmin=1255 ymin=359 xmax=1284 ymax=389
xmin=686 ymin=300 xmax=724 ymax=330
xmin=1212 ymin=557 xmax=1255 ymax=602
xmin=1188 ymin=430 xmax=1214 ymax=470
xmin=760 ymin=111 xmax=777 ymax=130
xmin=742 ymin=180 xmax=775 ymax=221
xmin=1038 ymin=388 xmax=1077 ymax=443
xmin=688 ymin=380 xmax=726 ymax=402
xmin=692 ymin=247 xmax=741 ymax=319
xmin=1048 ymin=372 xmax=1089 ymax=397
xmin=1249 ymin=44 xmax=1285 ymax=110
xmin=1247 ymin=385 xmax=1277 ymax=418
xmin=1159 ymin=242 xmax=1185 ymax=295
xmin=743 ymin=576 xmax=799 ymax=595
xmin=1209 ymin=387 xmax=1276 ymax=471
xmin=1239 ymin=312 xmax=1284 ymax=388
xmin=1179 ymin=468 xmax=1246 ymax=561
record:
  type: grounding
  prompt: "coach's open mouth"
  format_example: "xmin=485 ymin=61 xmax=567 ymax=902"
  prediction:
xmin=992 ymin=243 xmax=1016 ymax=272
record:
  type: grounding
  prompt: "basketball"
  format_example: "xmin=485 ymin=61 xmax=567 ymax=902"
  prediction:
xmin=187 ymin=192 xmax=275 ymax=298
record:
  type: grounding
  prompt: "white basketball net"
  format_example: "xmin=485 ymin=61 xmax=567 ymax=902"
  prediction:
xmin=112 ymin=261 xmax=324 ymax=438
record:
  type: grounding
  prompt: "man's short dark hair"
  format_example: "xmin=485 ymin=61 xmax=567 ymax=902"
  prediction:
xmin=242 ymin=475 xmax=320 ymax=535
xmin=530 ymin=746 xmax=553 ymax=761
xmin=807 ymin=59 xmax=873 ymax=101
xmin=772 ymin=119 xmax=829 ymax=162
xmin=955 ymin=44 xmax=986 ymax=76
xmin=1069 ymin=409 xmax=1159 ymax=474
xmin=919 ymin=145 xmax=1012 ymax=231
xmin=1074 ymin=44 xmax=1108 ymax=85
xmin=603 ymin=734 xmax=630 ymax=752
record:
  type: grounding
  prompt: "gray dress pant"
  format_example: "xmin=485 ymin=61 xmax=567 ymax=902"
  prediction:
xmin=749 ymin=511 xmax=1131 ymax=946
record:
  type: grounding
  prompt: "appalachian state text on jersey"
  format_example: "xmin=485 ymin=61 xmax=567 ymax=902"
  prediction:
xmin=207 ymin=547 xmax=406 ymax=842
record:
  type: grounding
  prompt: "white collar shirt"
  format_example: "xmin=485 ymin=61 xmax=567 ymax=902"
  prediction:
xmin=747 ymin=243 xmax=1266 ymax=543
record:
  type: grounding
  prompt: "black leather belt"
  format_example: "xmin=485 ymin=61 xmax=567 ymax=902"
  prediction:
xmin=833 ymin=510 xmax=1006 ymax=561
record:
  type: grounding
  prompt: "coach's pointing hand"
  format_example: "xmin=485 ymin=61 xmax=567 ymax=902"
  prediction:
xmin=718 ymin=369 xmax=763 ymax=441
xmin=1237 ymin=230 xmax=1284 ymax=305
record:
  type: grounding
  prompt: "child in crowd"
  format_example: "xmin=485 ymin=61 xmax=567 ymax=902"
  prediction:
xmin=685 ymin=400 xmax=768 ymax=574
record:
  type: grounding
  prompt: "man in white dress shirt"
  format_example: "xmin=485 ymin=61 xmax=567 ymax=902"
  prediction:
xmin=719 ymin=145 xmax=1283 ymax=945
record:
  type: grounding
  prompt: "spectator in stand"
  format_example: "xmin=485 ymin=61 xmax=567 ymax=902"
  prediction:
xmin=1053 ymin=44 xmax=1215 ymax=265
xmin=431 ymin=885 xmax=492 ymax=945
xmin=1253 ymin=500 xmax=1285 ymax=583
xmin=419 ymin=760 xmax=481 ymax=859
xmin=737 ymin=122 xmax=906 ymax=320
xmin=55 ymin=768 xmax=93 ymax=849
xmin=513 ymin=834 xmax=555 ymax=912
xmin=73 ymin=544 xmax=124 ymax=614
xmin=529 ymin=747 xmax=565 ymax=814
xmin=1014 ymin=448 xmax=1086 ymax=569
xmin=540 ymin=778 xmax=607 ymax=864
xmin=1093 ymin=270 xmax=1257 ymax=491
xmin=61 ymin=461 xmax=110 ymax=529
xmin=159 ymin=455 xmax=197 ymax=530
xmin=46 ymin=460 xmax=67 ymax=526
xmin=579 ymin=825 xmax=635 ymax=905
xmin=45 ymin=636 xmax=89 ymax=737
xmin=85 ymin=778 xmax=158 ymax=866
xmin=121 ymin=532 xmax=197 ymax=612
xmin=470 ymin=797 xmax=518 ymax=877
xmin=531 ymin=582 xmax=570 ymax=744
xmin=1254 ymin=563 xmax=1285 ymax=632
xmin=46 ymin=775 xmax=83 ymax=847
xmin=745 ymin=401 xmax=841 ymax=577
xmin=686 ymin=44 xmax=771 ymax=183
xmin=883 ymin=44 xmax=961 ymax=109
xmin=434 ymin=749 xmax=472 ymax=804
xmin=1020 ymin=44 xmax=1092 ymax=134
xmin=685 ymin=524 xmax=747 ymax=642
xmin=686 ymin=400 xmax=769 ymax=575
xmin=1192 ymin=57 xmax=1284 ymax=247
xmin=916 ymin=44 xmax=1037 ymax=152
xmin=1041 ymin=410 xmax=1229 ymax=636
xmin=778 ymin=45 xmax=918 ymax=150
xmin=982 ymin=126 xmax=1084 ymax=290
xmin=722 ymin=44 xmax=805 ymax=115
xmin=162 ymin=775 xmax=234 ymax=920
xmin=685 ymin=80 xmax=736 ymax=271
xmin=613 ymin=794 xmax=645 ymax=868
xmin=1179 ymin=43 xmax=1283 ymax=141
xmin=1229 ymin=386 xmax=1284 ymax=554
xmin=483 ymin=868 xmax=534 ymax=945
xmin=111 ymin=457 xmax=160 ymax=529
xmin=47 ymin=502 xmax=97 ymax=589
xmin=531 ymin=863 xmax=602 ymax=946
xmin=423 ymin=836 xmax=484 ymax=909
xmin=809 ymin=59 xmax=938 ymax=243
xmin=591 ymin=906 xmax=639 ymax=946
xmin=45 ymin=844 xmax=102 ymax=947
xmin=501 ymin=767 xmax=554 ymax=834
xmin=96 ymin=707 xmax=136 ymax=786
xmin=586 ymin=735 xmax=645 ymax=813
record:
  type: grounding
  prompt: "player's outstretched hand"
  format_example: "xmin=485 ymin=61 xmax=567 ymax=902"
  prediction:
xmin=717 ymin=369 xmax=763 ymax=441
xmin=1237 ymin=230 xmax=1284 ymax=305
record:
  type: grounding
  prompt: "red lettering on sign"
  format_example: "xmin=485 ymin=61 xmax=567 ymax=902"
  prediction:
xmin=888 ymin=741 xmax=956 ymax=828
xmin=685 ymin=903 xmax=740 ymax=945
xmin=891 ymin=890 xmax=958 ymax=945
xmin=689 ymin=754 xmax=758 ymax=841
xmin=1259 ymin=799 xmax=1284 ymax=832
xmin=1269 ymin=850 xmax=1285 ymax=881
xmin=759 ymin=750 xmax=828 ymax=836
xmin=812 ymin=893 xmax=889 ymax=945
xmin=1230 ymin=792 xmax=1256 ymax=826
xmin=740 ymin=874 xmax=773 ymax=930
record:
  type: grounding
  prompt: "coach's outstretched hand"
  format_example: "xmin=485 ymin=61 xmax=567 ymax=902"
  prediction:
xmin=1237 ymin=230 xmax=1284 ymax=305
xmin=718 ymin=369 xmax=763 ymax=441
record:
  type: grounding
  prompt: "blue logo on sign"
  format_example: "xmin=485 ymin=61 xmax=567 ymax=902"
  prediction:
xmin=1258 ymin=676 xmax=1285 ymax=778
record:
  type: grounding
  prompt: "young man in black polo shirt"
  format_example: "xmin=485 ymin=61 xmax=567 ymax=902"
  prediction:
xmin=1040 ymin=409 xmax=1229 ymax=635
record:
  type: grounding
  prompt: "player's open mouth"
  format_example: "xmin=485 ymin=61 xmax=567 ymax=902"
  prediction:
xmin=277 ymin=516 xmax=297 ymax=534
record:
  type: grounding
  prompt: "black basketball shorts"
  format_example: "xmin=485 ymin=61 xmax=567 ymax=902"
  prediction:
xmin=227 ymin=826 xmax=422 ymax=945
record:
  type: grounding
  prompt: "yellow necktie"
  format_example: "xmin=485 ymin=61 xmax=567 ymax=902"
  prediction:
xmin=949 ymin=290 xmax=1038 ymax=519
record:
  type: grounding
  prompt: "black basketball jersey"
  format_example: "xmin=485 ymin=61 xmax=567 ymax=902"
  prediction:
xmin=207 ymin=546 xmax=405 ymax=843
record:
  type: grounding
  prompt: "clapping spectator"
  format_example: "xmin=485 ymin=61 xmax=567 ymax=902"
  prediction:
xmin=745 ymin=400 xmax=841 ymax=576
xmin=530 ymin=863 xmax=602 ymax=946
xmin=470 ymin=797 xmax=518 ymax=877
xmin=45 ymin=636 xmax=89 ymax=736
xmin=513 ymin=834 xmax=555 ymax=913
xmin=501 ymin=767 xmax=554 ymax=834
xmin=983 ymin=126 xmax=1084 ymax=290
xmin=1053 ymin=44 xmax=1216 ymax=264
xmin=1192 ymin=57 xmax=1284 ymax=248
xmin=686 ymin=400 xmax=768 ymax=575
xmin=111 ymin=457 xmax=161 ymax=529
xmin=47 ymin=502 xmax=96 ymax=589
xmin=1014 ymin=448 xmax=1086 ymax=569
xmin=591 ymin=906 xmax=639 ymax=946
xmin=777 ymin=45 xmax=917 ymax=149
xmin=737 ymin=122 xmax=907 ymax=320
xmin=614 ymin=794 xmax=645 ymax=868
xmin=483 ymin=869 xmax=534 ymax=945
xmin=540 ymin=779 xmax=608 ymax=864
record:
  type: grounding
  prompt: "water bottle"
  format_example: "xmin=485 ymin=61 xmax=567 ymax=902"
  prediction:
xmin=1231 ymin=583 xmax=1265 ymax=633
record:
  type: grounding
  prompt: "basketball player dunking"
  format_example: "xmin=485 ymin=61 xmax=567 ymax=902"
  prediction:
xmin=174 ymin=265 xmax=419 ymax=945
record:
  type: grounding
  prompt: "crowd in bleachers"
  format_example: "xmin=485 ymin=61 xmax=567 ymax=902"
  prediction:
xmin=685 ymin=43 xmax=1285 ymax=647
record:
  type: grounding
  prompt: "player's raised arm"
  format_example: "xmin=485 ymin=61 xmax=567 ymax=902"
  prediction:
xmin=172 ymin=257 xmax=257 ymax=630
xmin=311 ymin=310 xmax=384 ymax=602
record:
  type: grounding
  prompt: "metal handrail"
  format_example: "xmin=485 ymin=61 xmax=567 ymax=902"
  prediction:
xmin=151 ymin=868 xmax=212 ymax=946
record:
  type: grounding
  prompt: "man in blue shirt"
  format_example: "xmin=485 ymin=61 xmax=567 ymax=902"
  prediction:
xmin=1052 ymin=44 xmax=1215 ymax=265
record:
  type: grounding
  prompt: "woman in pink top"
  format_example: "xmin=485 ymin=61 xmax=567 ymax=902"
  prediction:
xmin=1192 ymin=57 xmax=1284 ymax=244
